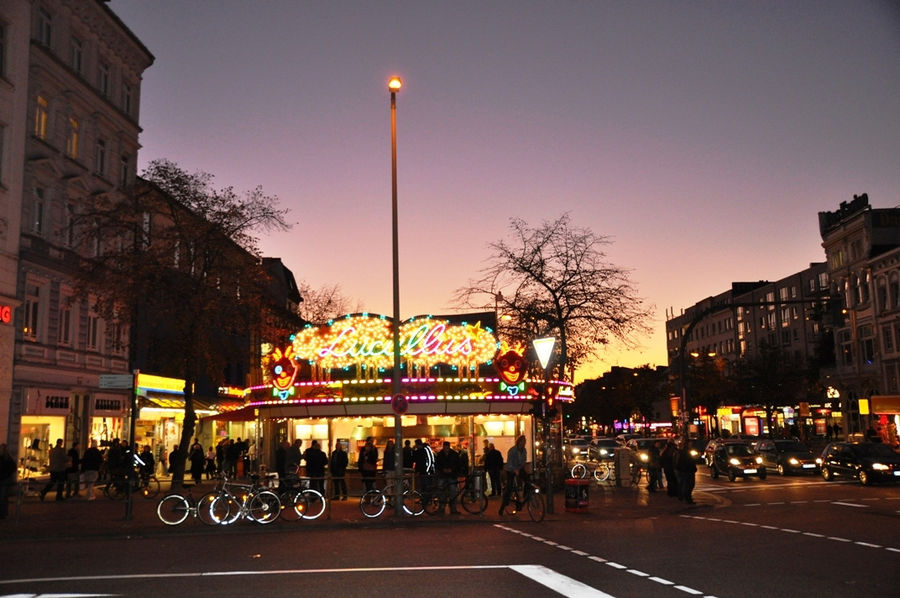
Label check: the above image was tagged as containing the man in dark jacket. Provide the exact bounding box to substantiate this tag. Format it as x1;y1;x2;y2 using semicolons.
675;439;697;504
329;441;348;500
484;443;504;497
303;440;328;494
435;441;461;514
81;439;103;500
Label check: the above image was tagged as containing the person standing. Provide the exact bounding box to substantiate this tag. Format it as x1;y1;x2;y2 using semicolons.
402;439;414;470
646;440;661;492
660;440;678;497
329;441;348;500
485;442;504;497
435;441;461;514
303;440;328;495
80;439;102;500
204;446;216;479
412;438;435;493
189;442;204;485
0;443;16;519
65;441;81;498
40;439;68;501
499;435;529;515
675;439;697;504
358;437;378;492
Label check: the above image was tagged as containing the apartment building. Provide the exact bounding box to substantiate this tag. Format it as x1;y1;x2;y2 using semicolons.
6;0;153;463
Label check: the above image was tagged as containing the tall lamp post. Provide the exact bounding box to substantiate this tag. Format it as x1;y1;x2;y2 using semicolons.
388;76;405;516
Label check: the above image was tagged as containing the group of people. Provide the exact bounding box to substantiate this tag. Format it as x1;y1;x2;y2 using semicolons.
642;438;697;503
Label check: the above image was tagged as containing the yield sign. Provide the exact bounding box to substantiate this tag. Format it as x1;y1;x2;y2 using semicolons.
532;337;556;370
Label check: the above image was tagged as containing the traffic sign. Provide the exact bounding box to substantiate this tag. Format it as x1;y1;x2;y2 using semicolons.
99;374;133;389
391;394;408;415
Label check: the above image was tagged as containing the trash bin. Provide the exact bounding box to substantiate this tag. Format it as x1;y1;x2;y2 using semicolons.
470;469;484;494
564;478;589;512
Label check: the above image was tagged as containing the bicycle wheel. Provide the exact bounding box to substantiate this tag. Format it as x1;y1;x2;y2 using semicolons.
422;491;442;516
593;462;611;482
279;491;306;521
461;487;487;514
248;490;281;524
360;489;386;518
570;463;587;479
211;493;241;525
157;494;190;526
196;492;220;526
526;490;545;522
402;490;424;516
141;476;161;499
300;489;326;520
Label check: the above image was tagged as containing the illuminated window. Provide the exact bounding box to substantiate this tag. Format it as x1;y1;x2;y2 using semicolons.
34;96;48;139
23;284;41;340
66;117;79;158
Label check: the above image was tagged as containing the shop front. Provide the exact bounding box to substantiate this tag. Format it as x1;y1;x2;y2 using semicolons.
242;313;571;471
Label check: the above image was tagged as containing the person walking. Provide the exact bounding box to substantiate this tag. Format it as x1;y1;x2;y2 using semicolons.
412;438;435;494
484;442;504;497
0;443;16;519
435;441;461;514
329;441;348;500
65;441;81;498
358;437;378;492
646;440;662;492
40;439;68;501
499;435;529;515
675;439;697;504
80;439;102;500
303;440;328;495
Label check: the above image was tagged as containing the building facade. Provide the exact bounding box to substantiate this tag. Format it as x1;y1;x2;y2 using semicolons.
6;0;153;466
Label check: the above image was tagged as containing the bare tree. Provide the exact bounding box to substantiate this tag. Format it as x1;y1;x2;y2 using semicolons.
455;214;652;381
297;282;361;324
74;159;290;482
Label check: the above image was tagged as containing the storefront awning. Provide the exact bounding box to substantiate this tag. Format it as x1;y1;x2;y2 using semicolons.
870;395;900;414
201;405;259;422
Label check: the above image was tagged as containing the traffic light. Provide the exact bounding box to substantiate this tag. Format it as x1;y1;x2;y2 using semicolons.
544;383;559;418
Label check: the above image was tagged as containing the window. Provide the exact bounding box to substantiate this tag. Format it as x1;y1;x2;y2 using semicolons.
38;9;52;47
122;82;132;115
98;62;109;96
839;330;853;366
70;37;83;74
95;139;106;176
58;297;72;345
119;154;130;187
23;284;41;340
33;188;44;234
34;96;48;139
780;307;790;327
66;116;79;158
0;24;6;78
87;309;100;350
779;287;789;301
859;325;875;366
882;325;894;354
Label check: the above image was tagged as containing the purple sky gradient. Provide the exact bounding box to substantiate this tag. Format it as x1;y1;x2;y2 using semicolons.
109;1;900;382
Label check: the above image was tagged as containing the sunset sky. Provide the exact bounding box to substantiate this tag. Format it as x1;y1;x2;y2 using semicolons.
109;1;900;382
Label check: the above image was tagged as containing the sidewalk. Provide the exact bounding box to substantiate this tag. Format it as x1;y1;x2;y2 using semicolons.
0;478;717;541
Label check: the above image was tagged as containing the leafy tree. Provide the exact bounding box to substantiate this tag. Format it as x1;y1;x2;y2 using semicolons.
298;282;361;324
74;159;290;482
455;214;651;381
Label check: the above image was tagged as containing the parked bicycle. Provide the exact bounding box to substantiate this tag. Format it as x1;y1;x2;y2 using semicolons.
279;476;326;521
359;475;423;518
570;460;612;483
156;483;220;526
104;469;160;500
208;474;282;525
420;473;487;515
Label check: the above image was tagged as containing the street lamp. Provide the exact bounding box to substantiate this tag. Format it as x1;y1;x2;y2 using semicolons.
389;76;404;516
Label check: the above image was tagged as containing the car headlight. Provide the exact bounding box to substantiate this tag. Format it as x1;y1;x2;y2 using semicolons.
690;449;699;458
640;453;648;462
871;463;889;471
572;448;581;455
815;458;823;465
756;457;763;464
599;449;608;456
729;458;740;466
788;457;799;466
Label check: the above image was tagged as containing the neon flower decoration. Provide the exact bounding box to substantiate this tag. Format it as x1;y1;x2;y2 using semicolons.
291;314;498;371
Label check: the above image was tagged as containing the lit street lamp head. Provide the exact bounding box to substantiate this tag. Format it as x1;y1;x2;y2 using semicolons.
388;76;402;93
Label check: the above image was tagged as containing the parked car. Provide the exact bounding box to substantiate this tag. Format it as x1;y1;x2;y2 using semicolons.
708;441;767;481
589;438;619;461
819;441;900;485
756;439;820;475
564;437;592;459
686;438;708;464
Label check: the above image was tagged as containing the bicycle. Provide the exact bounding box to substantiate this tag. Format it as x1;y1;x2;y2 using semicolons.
359;475;423;518
421;473;487;515
279;476;326;521
570;460;612;483
156;483;220;526
103;469;160;500
209;474;282;525
501;473;545;522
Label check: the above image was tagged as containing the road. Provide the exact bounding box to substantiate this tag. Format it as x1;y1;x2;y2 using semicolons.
1;471;897;597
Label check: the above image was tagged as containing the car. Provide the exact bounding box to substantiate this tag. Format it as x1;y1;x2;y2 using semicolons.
708;440;767;481
589;438;619;461
703;437;731;466
756;439;819;475
625;437;668;465
564;437;592;459
819;441;900;485
686;438;708;464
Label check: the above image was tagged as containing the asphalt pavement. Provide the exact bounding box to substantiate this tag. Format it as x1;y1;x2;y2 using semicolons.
0;474;719;541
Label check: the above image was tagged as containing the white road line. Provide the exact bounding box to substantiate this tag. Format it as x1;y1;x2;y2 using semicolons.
674;585;704;595
832;501;868;508
508;565;616;598
854;542;883;548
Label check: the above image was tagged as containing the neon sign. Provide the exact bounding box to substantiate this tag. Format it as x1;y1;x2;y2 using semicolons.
0;305;10;324
290;314;498;370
